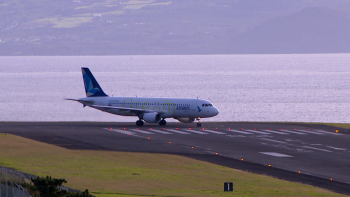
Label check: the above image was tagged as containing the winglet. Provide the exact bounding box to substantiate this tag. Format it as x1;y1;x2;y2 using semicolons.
81;67;108;97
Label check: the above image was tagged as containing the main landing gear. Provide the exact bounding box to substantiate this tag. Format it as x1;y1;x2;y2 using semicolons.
196;117;201;127
136;119;144;126
159;119;166;126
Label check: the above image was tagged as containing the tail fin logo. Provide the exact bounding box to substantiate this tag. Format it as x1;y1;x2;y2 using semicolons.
83;71;100;97
81;68;108;97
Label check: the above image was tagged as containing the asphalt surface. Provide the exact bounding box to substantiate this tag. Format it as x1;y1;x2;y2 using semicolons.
1;121;350;195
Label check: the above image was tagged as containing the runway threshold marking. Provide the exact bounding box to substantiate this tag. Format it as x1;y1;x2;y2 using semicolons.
104;128;135;135
259;152;293;157
245;129;269;135
147;129;172;134
227;129;253;135
200;129;226;134
182;129;208;134
129;129;154;134
260;138;287;144
261;130;289;135
314;130;343;136
165;129;190;134
296;130;324;135
226;135;246;138
302;146;332;152
278;129;306;135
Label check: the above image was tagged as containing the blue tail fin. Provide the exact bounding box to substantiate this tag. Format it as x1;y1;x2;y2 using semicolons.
81;67;108;97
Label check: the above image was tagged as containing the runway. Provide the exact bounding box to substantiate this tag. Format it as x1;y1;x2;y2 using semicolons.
1;122;350;195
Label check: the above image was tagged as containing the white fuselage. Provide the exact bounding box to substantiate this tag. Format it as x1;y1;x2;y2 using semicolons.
78;96;219;119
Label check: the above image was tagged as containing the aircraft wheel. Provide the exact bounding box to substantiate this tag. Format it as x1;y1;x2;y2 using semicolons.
136;120;144;126
197;122;201;127
159;119;166;126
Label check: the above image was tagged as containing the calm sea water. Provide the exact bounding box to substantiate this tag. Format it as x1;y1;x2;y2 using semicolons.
1;54;350;123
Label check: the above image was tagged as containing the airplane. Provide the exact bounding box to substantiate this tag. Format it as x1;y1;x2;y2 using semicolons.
66;67;219;127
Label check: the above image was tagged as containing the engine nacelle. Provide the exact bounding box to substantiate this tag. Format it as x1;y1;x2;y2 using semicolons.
174;117;195;123
143;113;161;123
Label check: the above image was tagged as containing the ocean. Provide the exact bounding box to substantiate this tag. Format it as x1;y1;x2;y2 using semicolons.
1;54;350;123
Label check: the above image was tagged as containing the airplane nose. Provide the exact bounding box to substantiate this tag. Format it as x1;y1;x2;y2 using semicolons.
214;107;219;116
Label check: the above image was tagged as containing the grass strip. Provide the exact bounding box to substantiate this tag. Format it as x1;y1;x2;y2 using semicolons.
0;133;346;197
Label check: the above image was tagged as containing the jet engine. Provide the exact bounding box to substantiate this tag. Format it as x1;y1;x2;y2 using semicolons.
174;117;195;123
143;113;161;123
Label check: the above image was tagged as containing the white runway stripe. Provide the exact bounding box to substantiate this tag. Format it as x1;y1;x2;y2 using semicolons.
278;129;306;135
165;129;190;134
227;129;253;135
260;152;293;157
296;130;324;135
261;130;289;135
201;129;226;134
245;129;269;135
314;130;343;135
104;128;134;135
148;129;172;134
129;129;154;134
303;146;332;152
182;129;208;134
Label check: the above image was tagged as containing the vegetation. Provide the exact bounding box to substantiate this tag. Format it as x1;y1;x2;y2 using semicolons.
0;133;346;197
24;176;94;197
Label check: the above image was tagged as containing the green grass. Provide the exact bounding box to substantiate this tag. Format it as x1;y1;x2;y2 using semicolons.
319;123;350;129
0;133;346;197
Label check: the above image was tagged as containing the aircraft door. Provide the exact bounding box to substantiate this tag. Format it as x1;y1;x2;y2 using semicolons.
191;100;197;111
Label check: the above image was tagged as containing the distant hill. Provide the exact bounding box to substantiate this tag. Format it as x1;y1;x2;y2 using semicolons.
1;0;350;55
230;7;350;54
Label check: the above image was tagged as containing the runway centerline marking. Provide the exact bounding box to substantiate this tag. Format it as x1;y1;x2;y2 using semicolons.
165;129;190;134
129;129;154;134
259;152;293;157
182;129;208;134
303;146;332;152
147;129;172;134
227;129;253;135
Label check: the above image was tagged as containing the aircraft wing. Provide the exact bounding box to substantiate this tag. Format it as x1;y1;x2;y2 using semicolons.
92;105;163;115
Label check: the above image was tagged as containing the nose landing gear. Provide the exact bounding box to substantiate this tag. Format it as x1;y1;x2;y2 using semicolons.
159;119;166;126
196;117;201;127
